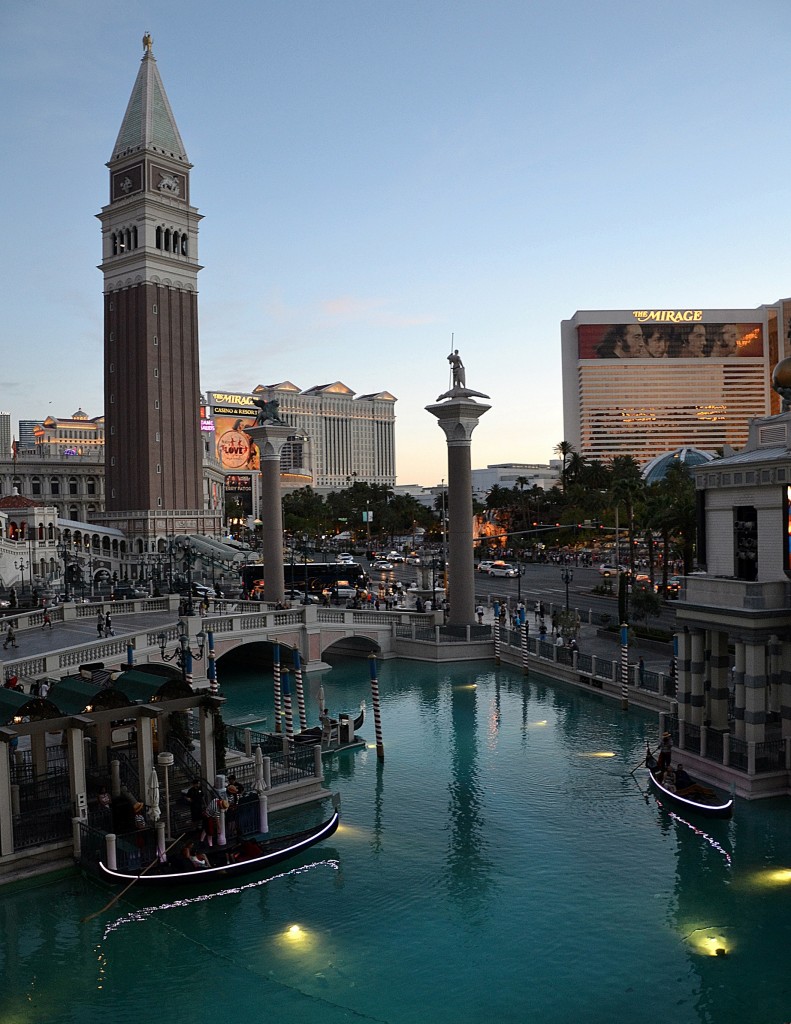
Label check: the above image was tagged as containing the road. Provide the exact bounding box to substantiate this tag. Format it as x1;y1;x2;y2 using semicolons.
366;558;678;628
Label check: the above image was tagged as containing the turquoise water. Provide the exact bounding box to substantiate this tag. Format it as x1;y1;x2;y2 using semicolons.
2;657;791;1023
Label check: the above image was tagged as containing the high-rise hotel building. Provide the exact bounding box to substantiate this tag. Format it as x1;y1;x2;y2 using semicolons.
561;304;788;465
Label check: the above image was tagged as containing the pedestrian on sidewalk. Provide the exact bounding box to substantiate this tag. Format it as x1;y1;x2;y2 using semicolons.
104;611;114;637
41;608;52;630
638;656;645;687
97;611;104;639
3;624;18;650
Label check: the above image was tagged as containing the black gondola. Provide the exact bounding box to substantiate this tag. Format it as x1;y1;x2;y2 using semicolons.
645;750;733;819
97;804;340;887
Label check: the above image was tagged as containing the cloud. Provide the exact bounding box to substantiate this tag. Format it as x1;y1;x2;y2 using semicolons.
319;295;438;328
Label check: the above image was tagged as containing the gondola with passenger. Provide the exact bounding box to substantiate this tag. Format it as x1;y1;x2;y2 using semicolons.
645;748;733;819
97;799;341;888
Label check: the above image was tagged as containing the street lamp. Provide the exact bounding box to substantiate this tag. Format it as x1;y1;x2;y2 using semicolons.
302;533;310;604
57;541;72;602
561;566;574;612
14;558;30;600
171;538;199;615
157;620;206;686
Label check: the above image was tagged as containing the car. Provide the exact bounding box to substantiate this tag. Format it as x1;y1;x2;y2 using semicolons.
192;583;216;599
113;585;147;600
655;577;682;598
372;561;394;571
598;564;624;577
336;552;354;563
405;554;421;565
323;583;365;601
488;562;519;578
285;590;320;604
477;560;495;573
388;553;405;563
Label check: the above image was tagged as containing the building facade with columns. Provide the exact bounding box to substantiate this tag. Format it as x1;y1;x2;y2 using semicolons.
673;398;791;796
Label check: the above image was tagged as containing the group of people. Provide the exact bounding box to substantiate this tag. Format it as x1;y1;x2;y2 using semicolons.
650;732;715;798
96;611;114;638
186;774;248;862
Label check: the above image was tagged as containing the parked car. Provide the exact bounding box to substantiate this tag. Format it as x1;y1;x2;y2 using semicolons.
286;590;320;604
488;562;519;578
113;584;146;600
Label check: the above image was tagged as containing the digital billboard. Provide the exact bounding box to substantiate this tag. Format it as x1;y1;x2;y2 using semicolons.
577;321;763;360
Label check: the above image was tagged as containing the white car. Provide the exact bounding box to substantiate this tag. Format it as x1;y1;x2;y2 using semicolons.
336;553;354;563
598;564;625;577
372;561;394;571
488;562;518;578
405;555;421;565
477;561;495;573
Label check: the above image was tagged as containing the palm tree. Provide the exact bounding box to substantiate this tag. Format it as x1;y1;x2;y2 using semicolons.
553;440;575;495
610;455;644;580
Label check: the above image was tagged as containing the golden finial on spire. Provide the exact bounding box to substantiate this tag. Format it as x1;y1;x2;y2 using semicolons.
143;32;153;55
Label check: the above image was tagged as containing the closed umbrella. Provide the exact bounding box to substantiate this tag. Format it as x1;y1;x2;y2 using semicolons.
318;683;326;718
147;767;161;823
252;744;267;794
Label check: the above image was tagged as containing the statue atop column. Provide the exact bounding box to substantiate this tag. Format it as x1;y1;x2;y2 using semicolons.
437;347;490;402
252;396;288;426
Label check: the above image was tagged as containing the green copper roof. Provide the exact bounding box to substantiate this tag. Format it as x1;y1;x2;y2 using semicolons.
111;47;188;162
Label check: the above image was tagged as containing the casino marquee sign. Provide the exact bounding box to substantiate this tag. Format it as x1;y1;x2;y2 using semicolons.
632;310;703;323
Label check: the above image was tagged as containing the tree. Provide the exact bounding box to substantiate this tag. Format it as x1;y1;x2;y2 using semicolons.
610;455;644;580
630;581;662;630
554;440;575;494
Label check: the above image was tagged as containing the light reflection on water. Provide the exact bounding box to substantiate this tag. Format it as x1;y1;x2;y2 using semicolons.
2;657;791;1022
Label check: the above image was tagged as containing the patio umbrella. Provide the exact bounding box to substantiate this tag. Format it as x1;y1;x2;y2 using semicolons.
147;766;161;823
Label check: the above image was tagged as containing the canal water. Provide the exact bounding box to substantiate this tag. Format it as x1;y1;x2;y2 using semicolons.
1;657;791;1023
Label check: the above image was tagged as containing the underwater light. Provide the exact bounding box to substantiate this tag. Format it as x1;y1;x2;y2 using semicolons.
686;927;732;957
752;867;791;887
577;752;615;758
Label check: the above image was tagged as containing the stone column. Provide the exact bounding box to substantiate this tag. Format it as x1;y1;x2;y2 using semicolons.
781;640;791;740
689;629;705;726
743;640;767;744
247;422;293;606
733;639;745;740
0;733;14;856
675;628;691;721
426;397;490;626
708;629;730;731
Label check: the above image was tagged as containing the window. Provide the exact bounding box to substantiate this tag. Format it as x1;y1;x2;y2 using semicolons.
31;476;41;495
153;304;158;314
50;477;60;495
87;477;96;495
68;477;78;495
154;368;159;378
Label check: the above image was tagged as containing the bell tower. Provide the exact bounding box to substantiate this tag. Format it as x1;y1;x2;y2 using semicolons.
96;35;219;542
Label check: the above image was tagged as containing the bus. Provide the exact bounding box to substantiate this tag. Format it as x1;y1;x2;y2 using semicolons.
241;562;369;598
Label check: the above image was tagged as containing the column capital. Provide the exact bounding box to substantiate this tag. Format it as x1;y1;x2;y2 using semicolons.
425;398;491;445
247;422;293;459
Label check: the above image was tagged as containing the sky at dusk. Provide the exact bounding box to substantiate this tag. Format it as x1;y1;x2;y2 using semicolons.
3;1;791;485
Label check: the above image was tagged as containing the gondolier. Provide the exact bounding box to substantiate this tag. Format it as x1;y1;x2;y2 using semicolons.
657;731;673;772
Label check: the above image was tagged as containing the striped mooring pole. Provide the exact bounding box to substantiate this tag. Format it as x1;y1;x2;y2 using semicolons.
521;619;529;675
282;669;294;741
293;649;307;732
273;642;282;734
207;630;218;696
368;653;385;761
620;622;629;711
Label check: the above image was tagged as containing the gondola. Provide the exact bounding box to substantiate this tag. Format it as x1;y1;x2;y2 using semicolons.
292;701;366;751
645;751;733;819
97;804;341;887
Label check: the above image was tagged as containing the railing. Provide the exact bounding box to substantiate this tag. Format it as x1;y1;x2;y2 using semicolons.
729;737;749;772
756;738;785;773
108;748;139;795
14;806;73;850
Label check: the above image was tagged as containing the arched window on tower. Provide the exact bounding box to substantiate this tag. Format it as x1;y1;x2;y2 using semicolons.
68;477;78;496
86;477;96;495
172;231;179;253
47;523;54;540
156;226;162;249
164;229;171;251
181;234;188;256
124;228;131;252
132;225;138;248
50;477;60;495
38;523;44;541
31;476;41;496
112;233;118;256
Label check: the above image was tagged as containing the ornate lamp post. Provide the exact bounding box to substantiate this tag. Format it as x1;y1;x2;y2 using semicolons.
157;620;206;687
14;558;30;599
56;541;71;602
561;566;574;612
